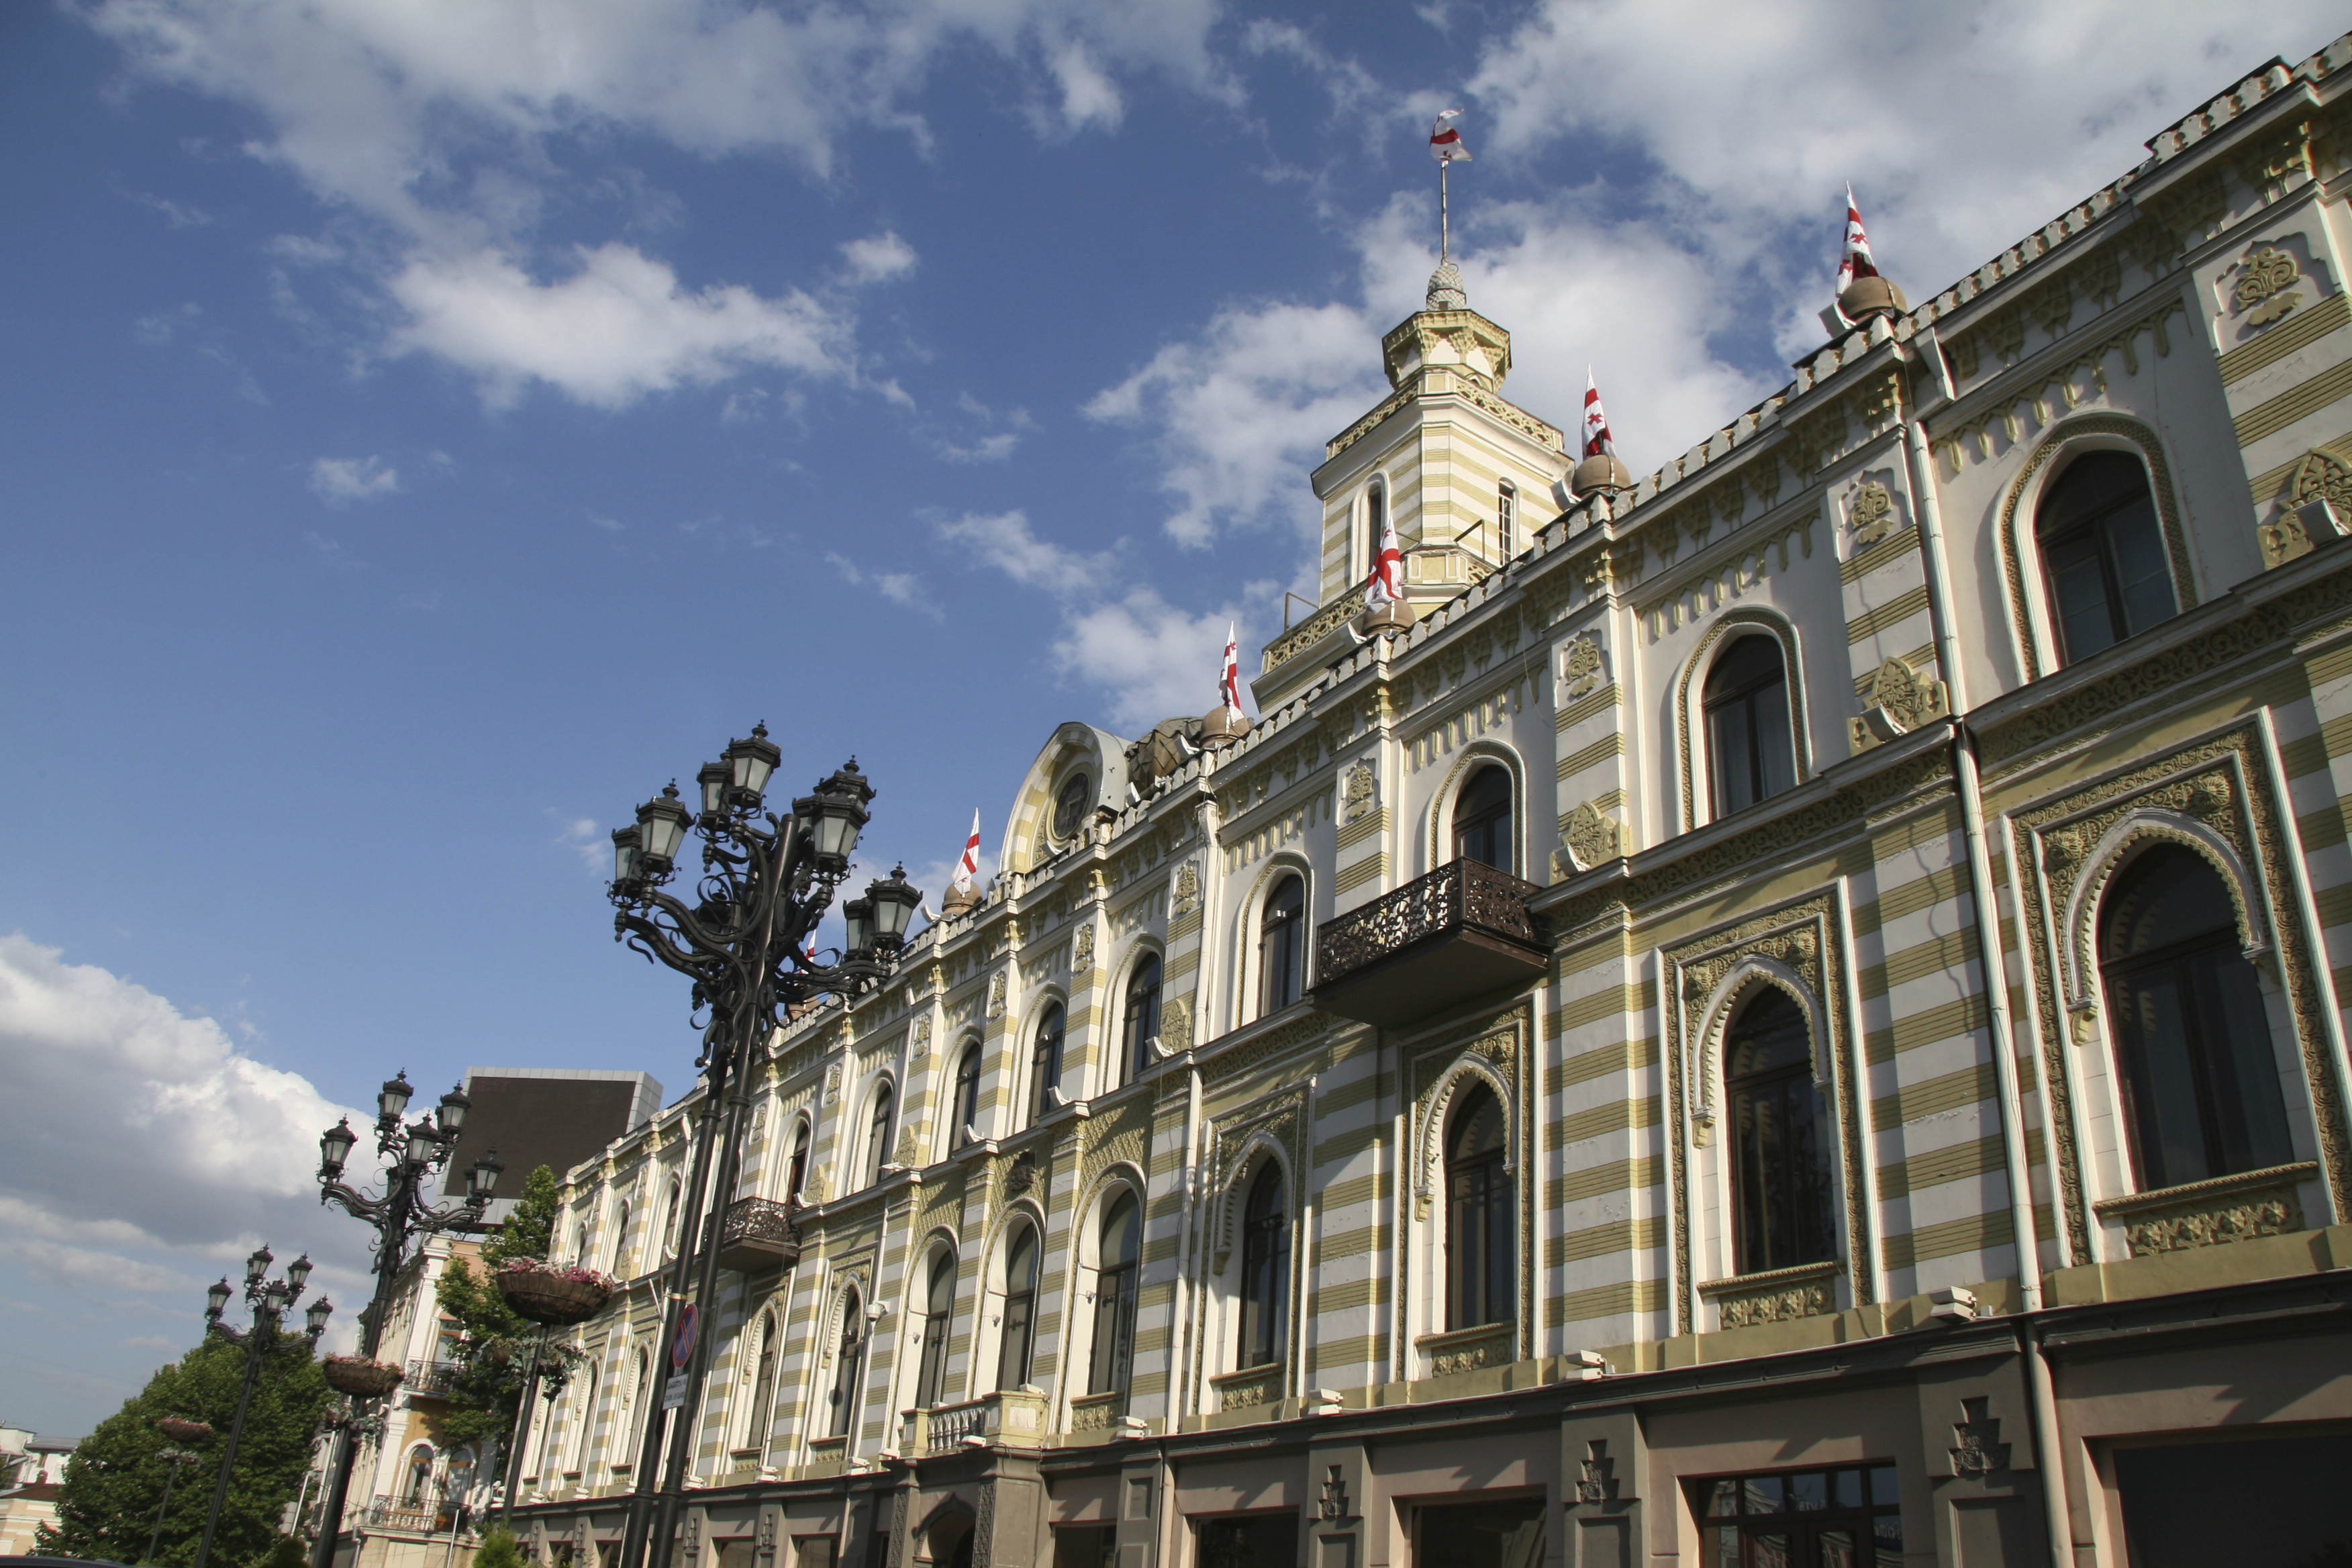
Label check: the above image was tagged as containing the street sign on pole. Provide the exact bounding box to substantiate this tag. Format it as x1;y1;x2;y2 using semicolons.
661;1375;688;1412
670;1304;697;1369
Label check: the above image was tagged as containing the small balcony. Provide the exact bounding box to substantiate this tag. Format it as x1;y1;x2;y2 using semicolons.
401;1359;464;1399
716;1197;803;1273
897;1388;1048;1455
1312;858;1547;1027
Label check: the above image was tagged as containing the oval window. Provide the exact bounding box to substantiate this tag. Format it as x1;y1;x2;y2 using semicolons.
1052;773;1091;840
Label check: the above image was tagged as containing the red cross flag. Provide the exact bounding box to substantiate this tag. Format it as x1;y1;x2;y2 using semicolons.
1429;109;1471;164
950;810;981;899
1835;185;1881;293
1219;622;1244;712
1581;370;1616;460
1365;508;1404;610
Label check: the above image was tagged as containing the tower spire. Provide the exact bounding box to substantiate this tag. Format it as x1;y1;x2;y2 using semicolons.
1426;110;1473;311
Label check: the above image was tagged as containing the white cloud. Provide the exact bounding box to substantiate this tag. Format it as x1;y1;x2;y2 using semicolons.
389;244;847;410
825;552;936;616
0;936;367;1296
936;509;1115;595
308;454;400;502
841;231;918;285
1053;587;1251;732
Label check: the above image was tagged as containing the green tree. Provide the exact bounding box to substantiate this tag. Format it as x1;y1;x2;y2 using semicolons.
40;1326;329;1567
431;1165;573;1451
471;1526;526;1568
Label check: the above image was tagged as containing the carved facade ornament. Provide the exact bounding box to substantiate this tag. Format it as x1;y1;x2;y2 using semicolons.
1847;479;1897;549
1342;761;1377;823
1562;633;1605;699
1318;1466;1351;1522
1003;1149;1038;1199
1160;992;1194;1055
912;1015;932;1057
1714;1279;1835;1328
1171;863;1201;916
1949;1398;2011;1478
1563;801;1624;871
823;1065;841;1105
1848;656;1951;753
2126;1193;2296;1255
1575;1441;1618;1506
2261;449;2352;568
2232;246;2304;327
1072;924;1095;974
985;971;1007;1018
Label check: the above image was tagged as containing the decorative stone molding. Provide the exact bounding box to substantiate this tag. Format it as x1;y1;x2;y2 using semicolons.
1067;1390;1124;1434
1400;1005;1535;1376
1414;1322;1512;1379
1072;924;1095;974
1845;478;1899;550
1209;1363;1284;1412
1949;1398;2011;1478
912;1016;932;1058
2093;1161;2316;1257
985;971;1006;1019
1410;1028;1519;1220
1561;801;1624;871
2232;246;2304;327
1561;633;1605;699
1171;863;1201;916
1342;761;1377;823
2262;450;2352;567
1673;608;1812;832
1160;993;1195;1055
1698;1259;1842;1329
1847;656;1949;753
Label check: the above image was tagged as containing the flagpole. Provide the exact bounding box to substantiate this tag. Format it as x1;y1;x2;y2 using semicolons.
1439;158;1451;264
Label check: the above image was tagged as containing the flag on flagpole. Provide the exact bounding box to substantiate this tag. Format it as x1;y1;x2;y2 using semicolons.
1581;370;1616;460
1219;622;1244;712
1835;185;1881;293
951;810;981;898
1429;109;1472;163
1365;508;1404;610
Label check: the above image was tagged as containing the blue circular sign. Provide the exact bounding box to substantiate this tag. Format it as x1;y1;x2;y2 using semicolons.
671;1304;698;1369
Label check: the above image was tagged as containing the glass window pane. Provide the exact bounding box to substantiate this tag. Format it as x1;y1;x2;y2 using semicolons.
1751;680;1794;801
1744;1476;1785;1514
1702;1526;1738;1568
1712;701;1755;815
1832;1469;1864;1510
1817;1529;1856;1568
2106;496;2174;637
1749;1532;1792;1568
1868;1465;1899;1506
1873;1516;1902;1556
1788;1472;1827;1511
2192;948;2297;1175
1705;1480;1741;1518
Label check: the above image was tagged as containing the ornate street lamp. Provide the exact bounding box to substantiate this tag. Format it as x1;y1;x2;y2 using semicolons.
192;1254;327;1568
307;1081;501;1568
605;732;918;1568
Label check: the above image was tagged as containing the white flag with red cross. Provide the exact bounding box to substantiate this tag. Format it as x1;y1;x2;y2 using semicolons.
1581;370;1616;460
1365;509;1404;609
1219;622;1244;712
950;810;981;898
1429;109;1471;163
1835;185;1881;293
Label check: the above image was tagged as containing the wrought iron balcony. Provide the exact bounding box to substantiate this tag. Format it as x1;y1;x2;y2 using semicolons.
1312;857;1547;1026
716;1197;803;1274
401;1359;464;1399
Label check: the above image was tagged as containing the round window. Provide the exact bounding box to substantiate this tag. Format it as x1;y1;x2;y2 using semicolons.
1052;773;1091;840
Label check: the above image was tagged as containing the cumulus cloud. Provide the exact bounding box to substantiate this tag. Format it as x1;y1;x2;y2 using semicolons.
308;454;399;503
389;245;847;409
825;552;936;616
936;509;1116;596
841;231;918;285
0;936;368;1300
1053;587;1251;731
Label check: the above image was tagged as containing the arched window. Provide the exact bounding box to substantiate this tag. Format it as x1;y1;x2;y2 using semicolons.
1724;987;1837;1275
916;1253;956;1408
632;1346;650;1417
661;1177;682;1255
2100;846;2294;1190
785;1124;810;1206
608;1203;631;1277
744;1311;779;1451
1452;765;1513;871
1498;483;1517;558
571;1365;599;1470
1238;1163;1289;1370
404;1444;436;1506
864;1085;895;1188
1365;479;1387;573
1029;1006;1065;1126
1088;1192;1141;1396
1444;1085;1512;1330
828;1291;865;1438
997;1225;1039;1391
1259;875;1306;1015
1121;954;1162;1085
1704;634;1796;818
949;1044;983;1149
1052;773;1091;842
2037;450;2175;665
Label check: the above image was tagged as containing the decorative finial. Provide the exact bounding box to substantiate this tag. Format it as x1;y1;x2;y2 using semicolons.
1426;259;1467;311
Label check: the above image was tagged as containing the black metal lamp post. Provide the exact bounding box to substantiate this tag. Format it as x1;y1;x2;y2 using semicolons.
191;1249;328;1568
144;1444;205;1565
607;730;922;1568
307;1077;504;1568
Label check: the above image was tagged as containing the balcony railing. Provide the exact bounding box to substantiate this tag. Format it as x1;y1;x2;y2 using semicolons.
897;1389;1048;1455
1312;857;1546;1026
401;1360;465;1399
363;1497;464;1534
716;1197;803;1274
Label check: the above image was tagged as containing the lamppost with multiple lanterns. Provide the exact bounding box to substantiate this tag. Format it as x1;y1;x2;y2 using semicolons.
307;1075;505;1568
605;729;922;1568
191;1248;331;1568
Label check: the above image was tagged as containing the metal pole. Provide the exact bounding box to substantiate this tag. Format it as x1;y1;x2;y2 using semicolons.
497;1324;553;1528
310;1175;415;1568
1440;158;1450;264
146;1452;193;1564
616;1061;732;1568
193;1318;274;1568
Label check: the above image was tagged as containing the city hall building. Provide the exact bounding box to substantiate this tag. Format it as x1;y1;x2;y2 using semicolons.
495;32;2352;1568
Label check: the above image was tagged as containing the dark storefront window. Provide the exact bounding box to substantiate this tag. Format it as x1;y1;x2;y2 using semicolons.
1196;1513;1300;1568
1692;1464;1900;1567
2114;1432;2352;1568
1414;1498;1544;1568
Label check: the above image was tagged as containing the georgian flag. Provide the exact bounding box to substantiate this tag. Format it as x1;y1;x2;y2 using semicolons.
950;810;981;898
1219;622;1244;712
1365;507;1404;609
1835;185;1881;293
1429;109;1471;164
1581;370;1616;460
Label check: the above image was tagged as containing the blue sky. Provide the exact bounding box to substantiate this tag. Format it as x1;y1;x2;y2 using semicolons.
2;0;2340;1435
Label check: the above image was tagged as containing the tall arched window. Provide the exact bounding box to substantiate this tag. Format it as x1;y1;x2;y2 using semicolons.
404;1444;436;1506
744;1311;779;1451
1121;955;1161;1085
864;1085;895;1188
1089;1193;1141;1396
1704;634;1796;818
2100;846;2294;1190
915;1253;956;1408
2037;450;2175;665
1444;1085;1512;1330
1452;765;1513;871
1259;875;1306;1015
571;1365;599;1471
785;1124;810;1206
1237;1163;1289;1370
632;1346;650;1419
828;1291;866;1438
1725;987;1836;1274
608;1203;631;1277
661;1177;682;1255
997;1225;1038;1391
1365;479;1387;574
1498;483;1517;558
949;1044;983;1149
1029;1005;1065;1126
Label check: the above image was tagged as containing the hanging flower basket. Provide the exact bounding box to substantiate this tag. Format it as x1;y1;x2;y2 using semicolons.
322;1356;405;1398
496;1261;616;1326
156;1417;214;1443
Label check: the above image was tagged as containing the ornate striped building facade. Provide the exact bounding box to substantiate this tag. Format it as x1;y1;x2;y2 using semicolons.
511;34;2352;1568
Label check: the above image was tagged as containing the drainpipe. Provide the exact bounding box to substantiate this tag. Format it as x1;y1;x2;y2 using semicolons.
1167;1062;1206;1430
1903;387;2076;1568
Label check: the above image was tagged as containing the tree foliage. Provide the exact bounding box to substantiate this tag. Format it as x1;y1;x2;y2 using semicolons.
472;1526;526;1568
431;1165;575;1452
40;1325;329;1568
